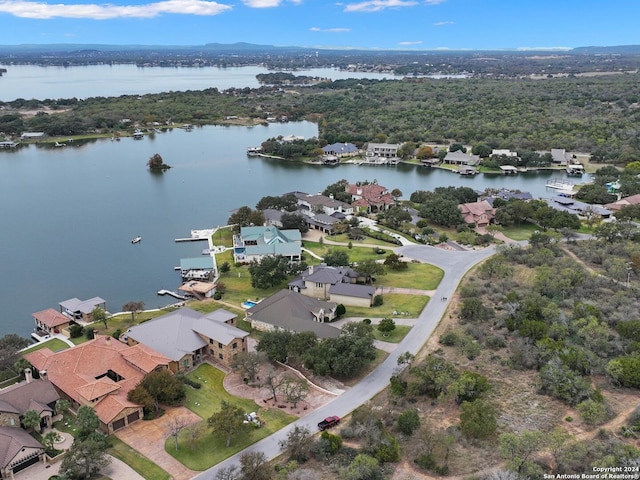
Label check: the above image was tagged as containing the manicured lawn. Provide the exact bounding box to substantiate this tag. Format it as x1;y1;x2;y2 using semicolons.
500;223;539;241
302;240;387;263
328;233;396;247
22;338;70;354
376;263;443;290
372;325;412;343
109;436;171;480
168;364;295;470
345;293;429;318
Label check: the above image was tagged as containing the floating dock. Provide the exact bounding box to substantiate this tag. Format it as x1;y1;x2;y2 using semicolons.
157;290;186;300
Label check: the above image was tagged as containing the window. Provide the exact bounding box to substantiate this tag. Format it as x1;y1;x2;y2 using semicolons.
232;342;238;349
219;353;224;360
218;342;223;348
316;282;323;288
209;339;214;344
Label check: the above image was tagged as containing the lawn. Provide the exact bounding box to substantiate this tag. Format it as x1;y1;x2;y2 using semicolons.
499;223;538;241
372;325;412;343
167;363;295;470
344;293;429;318
376;263;443;290
328;233;396;247
22;338;70;354
109;436;171;480
302;240;388;263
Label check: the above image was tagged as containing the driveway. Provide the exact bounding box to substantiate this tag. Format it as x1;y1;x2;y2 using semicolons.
115;407;201;480
194;244;497;479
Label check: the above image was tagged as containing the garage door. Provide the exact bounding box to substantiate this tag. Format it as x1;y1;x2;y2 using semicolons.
112;418;126;431
12;453;41;474
127;411;140;424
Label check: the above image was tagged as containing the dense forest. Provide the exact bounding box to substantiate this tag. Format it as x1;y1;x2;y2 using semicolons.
2;74;640;163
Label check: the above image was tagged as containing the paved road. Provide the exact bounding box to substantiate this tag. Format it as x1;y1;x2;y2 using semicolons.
194;244;497;480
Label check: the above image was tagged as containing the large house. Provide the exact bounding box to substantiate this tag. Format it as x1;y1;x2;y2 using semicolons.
322;142;359;157
246;290;341;338
605;193;640;213
233;226;302;263
24;336;171;434
0;372;59;431
294;192;354;216
443;151;480;166
58;297;107;322
366;143;400;158
33;308;72;336
458;200;496;227
125;308;249;370
289;265;376;307
346;183;395;213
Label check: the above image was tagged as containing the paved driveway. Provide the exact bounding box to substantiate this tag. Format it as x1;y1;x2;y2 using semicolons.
115;406;201;480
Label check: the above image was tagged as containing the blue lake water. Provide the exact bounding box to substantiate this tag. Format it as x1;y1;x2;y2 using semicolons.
0;122;587;338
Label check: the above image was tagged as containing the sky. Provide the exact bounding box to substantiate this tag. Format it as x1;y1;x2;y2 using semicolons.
0;0;639;50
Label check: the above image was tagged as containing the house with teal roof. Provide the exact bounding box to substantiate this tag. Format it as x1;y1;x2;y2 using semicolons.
233;226;302;263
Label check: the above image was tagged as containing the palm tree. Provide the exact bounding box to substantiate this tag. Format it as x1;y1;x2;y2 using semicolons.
22;409;41;432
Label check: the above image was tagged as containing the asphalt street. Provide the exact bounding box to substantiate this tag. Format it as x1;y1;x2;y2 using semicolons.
194;244;497;480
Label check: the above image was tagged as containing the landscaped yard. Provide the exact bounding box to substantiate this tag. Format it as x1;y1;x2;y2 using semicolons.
372;325;412;343
303;240;390;264
167;363;295;470
376;263;443;290
345;293;429;318
500;223;538;241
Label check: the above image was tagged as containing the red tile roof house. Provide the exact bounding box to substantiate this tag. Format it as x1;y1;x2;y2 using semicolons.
32;308;71;337
458;200;496;227
346;183;395;213
24;336;171;434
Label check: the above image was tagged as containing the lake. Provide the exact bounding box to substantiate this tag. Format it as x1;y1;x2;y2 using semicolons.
0;64;403;102
0;122;587;339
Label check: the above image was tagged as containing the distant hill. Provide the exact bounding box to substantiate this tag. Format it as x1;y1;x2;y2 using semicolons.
573;45;640;54
0;42;308;54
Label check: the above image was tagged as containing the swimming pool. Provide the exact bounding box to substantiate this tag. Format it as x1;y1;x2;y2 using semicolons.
242;300;258;309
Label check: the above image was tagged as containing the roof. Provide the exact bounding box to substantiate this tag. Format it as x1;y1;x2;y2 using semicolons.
247;290;340;338
24;336;170;425
180;257;215;270
0;379;59;416
59;296;106;314
444;151;480;164
239;226;302;257
329;283;376;299
346;183;395;207
606;193;640;211
32;308;70;328
0;426;44;469
289;265;360;289
499;165;519;172
294;193;351;210
322;142;358;155
126;308;248;361
178;281;216;295
458;200;496;224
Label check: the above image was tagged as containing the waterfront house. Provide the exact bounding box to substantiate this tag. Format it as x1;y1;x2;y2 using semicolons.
233;226;302;263
246;290;340;338
547;196;612;219
458;200;496;227
0;426;45;478
491;149;518;158
180;257;215;281
24;336;171;434
605;193;640;212
366;143;400;158
443;151;481;166
322;142;359;157
58;297;107;323
125;308;248;370
550;148;570;165
32;308;71;336
289;265;375;307
346;183;395;213
178;281;217;299
294;192;354;216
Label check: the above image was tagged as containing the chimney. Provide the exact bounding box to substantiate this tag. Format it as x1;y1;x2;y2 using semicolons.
24;368;32;383
329;194;334;200
308;265;314;275
39;370;47;380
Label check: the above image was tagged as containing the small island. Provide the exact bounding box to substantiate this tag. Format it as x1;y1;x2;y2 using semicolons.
146;153;171;171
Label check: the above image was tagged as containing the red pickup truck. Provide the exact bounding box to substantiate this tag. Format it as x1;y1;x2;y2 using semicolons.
318;416;340;431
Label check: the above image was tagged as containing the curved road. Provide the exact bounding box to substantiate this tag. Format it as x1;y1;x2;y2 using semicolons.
194;244;497;479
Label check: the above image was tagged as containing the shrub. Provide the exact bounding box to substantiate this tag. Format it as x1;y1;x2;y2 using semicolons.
397;409;420;435
69;324;83;338
373;295;384;307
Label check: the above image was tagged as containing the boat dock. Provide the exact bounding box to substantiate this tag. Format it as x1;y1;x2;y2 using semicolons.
157;290;186;300
546;178;575;190
175;229;215;242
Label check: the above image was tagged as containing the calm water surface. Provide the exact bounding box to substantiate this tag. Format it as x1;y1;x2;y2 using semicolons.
0;122;587;338
0;64;401;102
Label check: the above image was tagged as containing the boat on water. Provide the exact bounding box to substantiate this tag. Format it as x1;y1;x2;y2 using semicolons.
131;236;142;244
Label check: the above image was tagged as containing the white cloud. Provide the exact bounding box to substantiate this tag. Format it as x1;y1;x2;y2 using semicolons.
424;0;446;4
432;20;453;26
344;0;417;13
0;0;231;19
242;0;302;6
517;46;573;51
398;40;422;45
310;26;351;33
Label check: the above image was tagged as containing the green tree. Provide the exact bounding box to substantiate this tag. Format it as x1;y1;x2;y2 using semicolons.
55;398;71;416
91;306;109;328
208;401;248;447
499;430;544;476
449;371;490;404
138;370;186;412
122;301;145;323
323;249;350;266
147;153;170;170
127;384;155;415
21;409;41;432
0;334;30;370
279;425;314;462
76;405;100;440
377;318;396;336
248;255;305;289
459;399;497;440
384;253;408;270
472;143;492;158
280;374;309;408
239;451;273;480
59;433;111;479
256;329;293;363
356;258;386;283
280;212;309;233
397;408;420;435
227;206;265;229
341;453;382;480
